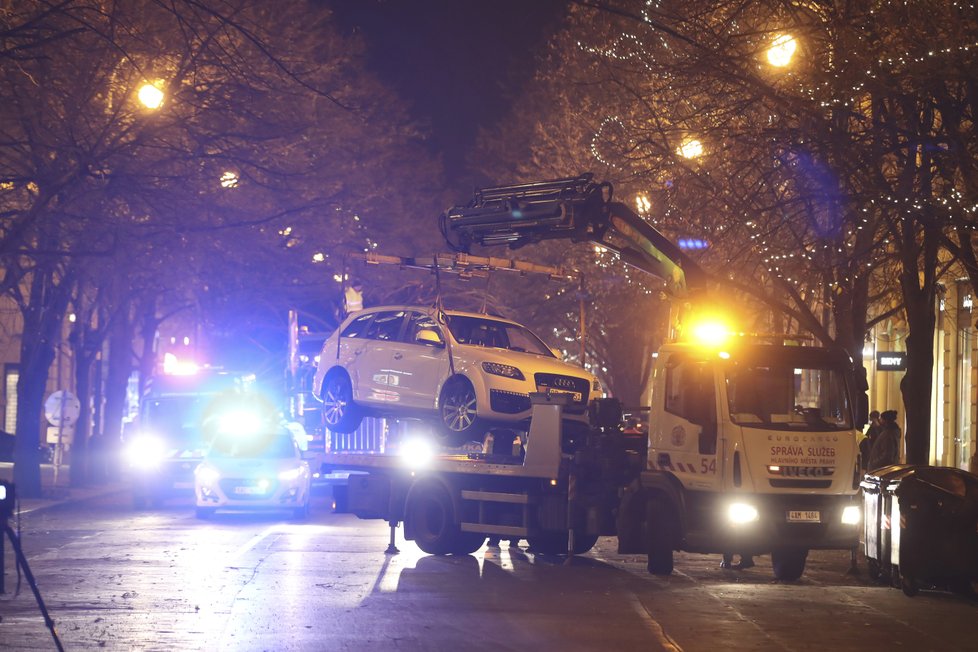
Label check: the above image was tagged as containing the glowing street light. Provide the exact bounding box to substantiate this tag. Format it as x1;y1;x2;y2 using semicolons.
137;82;165;109
767;34;797;67
635;193;652;214
220;171;239;188
677;137;703;159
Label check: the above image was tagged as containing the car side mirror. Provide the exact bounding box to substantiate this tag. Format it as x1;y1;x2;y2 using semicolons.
415;328;445;347
550;347;563;360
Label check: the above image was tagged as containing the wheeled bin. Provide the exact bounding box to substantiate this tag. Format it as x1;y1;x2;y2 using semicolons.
892;466;978;597
860;464;917;582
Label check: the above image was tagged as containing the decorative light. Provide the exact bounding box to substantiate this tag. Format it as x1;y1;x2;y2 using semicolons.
635;194;652;214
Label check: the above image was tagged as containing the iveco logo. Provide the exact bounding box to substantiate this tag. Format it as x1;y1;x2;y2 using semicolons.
553;377;575;389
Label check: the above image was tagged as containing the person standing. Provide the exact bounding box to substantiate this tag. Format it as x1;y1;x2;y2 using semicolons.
867;410;901;471
860;410;881;472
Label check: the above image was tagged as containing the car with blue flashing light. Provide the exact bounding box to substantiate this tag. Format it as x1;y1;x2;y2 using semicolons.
312;305;602;445
123;368;258;509
194;426;311;519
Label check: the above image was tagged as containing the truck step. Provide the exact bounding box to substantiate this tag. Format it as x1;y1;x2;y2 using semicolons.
461;523;528;537
461;490;535;504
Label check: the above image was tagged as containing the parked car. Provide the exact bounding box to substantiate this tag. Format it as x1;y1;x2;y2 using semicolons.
194;426;311;519
312;305;601;444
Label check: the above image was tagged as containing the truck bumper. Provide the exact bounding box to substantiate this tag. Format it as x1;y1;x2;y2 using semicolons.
681;491;860;554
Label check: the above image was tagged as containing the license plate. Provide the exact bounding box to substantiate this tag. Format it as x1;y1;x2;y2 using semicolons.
787;510;821;523
234;485;265;495
541;388;582;402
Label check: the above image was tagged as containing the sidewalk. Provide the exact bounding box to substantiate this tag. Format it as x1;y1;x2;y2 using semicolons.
0;463;124;514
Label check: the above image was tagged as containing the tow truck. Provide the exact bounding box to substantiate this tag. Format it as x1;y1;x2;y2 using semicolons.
320;173;866;580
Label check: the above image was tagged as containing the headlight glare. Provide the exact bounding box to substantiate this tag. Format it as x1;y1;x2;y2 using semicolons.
125;435;167;470
481;362;525;380
841;505;861;525
727;502;759;524
279;467;304;482
195;465;220;485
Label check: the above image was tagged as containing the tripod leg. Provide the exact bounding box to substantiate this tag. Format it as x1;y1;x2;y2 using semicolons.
3;524;65;652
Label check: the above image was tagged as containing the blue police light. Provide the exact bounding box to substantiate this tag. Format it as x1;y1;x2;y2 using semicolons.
678;238;709;250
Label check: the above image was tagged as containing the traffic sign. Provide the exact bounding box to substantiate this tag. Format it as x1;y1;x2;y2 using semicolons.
44;391;81;426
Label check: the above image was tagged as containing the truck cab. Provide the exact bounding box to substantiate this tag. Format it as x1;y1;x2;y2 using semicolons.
620;337;863;580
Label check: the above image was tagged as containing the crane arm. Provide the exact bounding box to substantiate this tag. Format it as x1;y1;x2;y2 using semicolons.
440;173;706;298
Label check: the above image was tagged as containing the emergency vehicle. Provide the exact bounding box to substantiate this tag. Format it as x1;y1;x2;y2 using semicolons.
314;174;865;580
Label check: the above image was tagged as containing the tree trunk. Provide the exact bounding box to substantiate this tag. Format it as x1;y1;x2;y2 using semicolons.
900;295;936;465
13;267;72;497
96;302;134;481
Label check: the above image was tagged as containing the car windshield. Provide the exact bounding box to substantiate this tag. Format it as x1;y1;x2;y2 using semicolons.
725;363;852;431
446;315;554;357
208;432;296;459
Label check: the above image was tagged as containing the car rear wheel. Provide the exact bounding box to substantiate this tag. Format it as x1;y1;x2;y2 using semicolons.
439;378;487;445
322;372;362;434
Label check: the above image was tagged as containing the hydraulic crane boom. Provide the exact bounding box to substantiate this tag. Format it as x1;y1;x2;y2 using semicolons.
440;173;707;299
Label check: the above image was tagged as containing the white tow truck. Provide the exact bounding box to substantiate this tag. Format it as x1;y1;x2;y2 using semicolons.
319;174;866;580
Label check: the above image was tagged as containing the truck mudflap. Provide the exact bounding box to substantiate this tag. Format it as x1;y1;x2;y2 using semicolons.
680;490;861;554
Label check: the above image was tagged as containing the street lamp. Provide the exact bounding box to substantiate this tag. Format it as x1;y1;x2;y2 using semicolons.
677;137;703;159
137;82;165;109
767;34;797;67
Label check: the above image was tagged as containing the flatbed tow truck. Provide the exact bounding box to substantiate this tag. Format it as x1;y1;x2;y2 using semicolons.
318;174;866;580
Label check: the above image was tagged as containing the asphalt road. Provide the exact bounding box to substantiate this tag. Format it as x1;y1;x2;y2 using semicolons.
1;489;974;651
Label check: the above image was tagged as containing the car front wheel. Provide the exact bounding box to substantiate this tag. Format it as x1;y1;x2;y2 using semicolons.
438;378;487;445
322;372;362;434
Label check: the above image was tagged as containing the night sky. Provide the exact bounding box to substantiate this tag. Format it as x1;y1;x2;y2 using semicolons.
330;0;567;185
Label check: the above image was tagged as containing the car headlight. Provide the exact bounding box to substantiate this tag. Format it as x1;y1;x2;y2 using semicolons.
195;465;221;485
125;435;167;470
278;467;304;482
482;361;525;380
841;505;861;525
727;502;759;524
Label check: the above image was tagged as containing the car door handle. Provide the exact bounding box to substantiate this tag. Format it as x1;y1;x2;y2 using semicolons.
393;352;403;360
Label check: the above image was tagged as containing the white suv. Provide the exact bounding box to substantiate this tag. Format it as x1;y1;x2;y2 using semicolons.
313;306;601;444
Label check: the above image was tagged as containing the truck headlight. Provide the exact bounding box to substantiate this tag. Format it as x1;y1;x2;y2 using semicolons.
482;362;525;380
841;505;861;525
125;435;167;470
727;502;759;524
218;409;262;437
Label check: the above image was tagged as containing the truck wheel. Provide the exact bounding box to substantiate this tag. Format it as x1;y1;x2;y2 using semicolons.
527;533;599;555
438;378;487;445
646;499;675;576
772;548;808;581
322;373;362;434
407;482;461;555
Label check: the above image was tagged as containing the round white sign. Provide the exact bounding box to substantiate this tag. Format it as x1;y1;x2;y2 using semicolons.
44;391;81;426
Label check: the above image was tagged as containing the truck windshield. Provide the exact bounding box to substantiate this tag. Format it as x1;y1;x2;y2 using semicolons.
143;397;208;445
725;364;852;431
446;315;554;357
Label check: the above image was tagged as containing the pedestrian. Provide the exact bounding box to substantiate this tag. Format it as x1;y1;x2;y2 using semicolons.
720;552;755;570
859;410;881;472
867;409;901;471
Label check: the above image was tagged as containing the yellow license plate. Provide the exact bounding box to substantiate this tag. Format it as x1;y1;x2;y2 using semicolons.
787;510;820;523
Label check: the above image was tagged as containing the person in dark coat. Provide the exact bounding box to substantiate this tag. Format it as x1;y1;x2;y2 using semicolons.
860;410;881;472
867;410;901;471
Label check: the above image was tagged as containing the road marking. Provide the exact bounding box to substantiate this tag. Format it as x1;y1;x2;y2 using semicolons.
629;595;683;652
